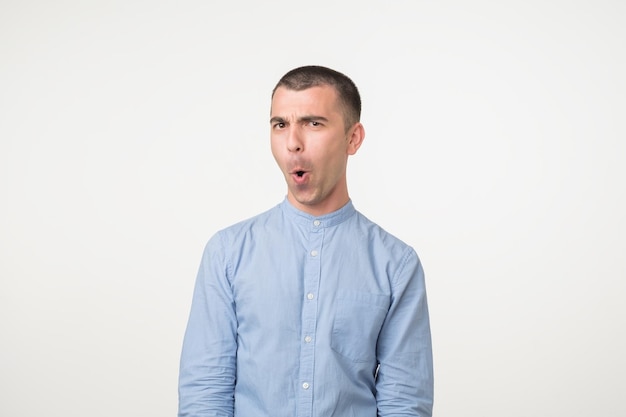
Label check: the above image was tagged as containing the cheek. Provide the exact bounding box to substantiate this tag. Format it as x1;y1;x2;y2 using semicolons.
270;141;282;163
323;143;348;166
270;147;290;174
330;153;349;179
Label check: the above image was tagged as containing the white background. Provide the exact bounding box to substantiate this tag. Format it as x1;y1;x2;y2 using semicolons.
1;1;624;416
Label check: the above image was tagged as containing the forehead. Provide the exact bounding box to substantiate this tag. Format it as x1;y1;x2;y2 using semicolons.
270;85;342;118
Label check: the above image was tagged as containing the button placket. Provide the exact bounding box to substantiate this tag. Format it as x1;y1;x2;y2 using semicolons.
297;222;324;417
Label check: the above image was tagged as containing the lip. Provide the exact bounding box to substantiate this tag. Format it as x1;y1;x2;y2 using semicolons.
290;169;310;184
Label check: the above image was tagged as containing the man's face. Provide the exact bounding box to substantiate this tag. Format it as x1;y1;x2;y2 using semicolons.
270;85;364;216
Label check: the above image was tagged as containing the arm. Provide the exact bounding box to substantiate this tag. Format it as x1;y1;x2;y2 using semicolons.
376;248;434;417
178;233;237;417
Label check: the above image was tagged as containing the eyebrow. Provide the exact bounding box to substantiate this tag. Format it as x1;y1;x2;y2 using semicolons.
270;116;286;124
269;115;329;124
300;115;329;124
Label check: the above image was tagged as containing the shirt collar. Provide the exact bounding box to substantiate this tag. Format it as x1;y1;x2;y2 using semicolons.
279;197;356;228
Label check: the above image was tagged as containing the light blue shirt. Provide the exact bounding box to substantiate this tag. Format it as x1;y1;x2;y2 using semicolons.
178;199;433;417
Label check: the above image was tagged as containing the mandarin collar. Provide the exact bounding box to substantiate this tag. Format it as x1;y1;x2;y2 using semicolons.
279;198;356;228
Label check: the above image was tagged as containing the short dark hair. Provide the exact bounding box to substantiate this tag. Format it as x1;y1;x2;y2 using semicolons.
272;65;361;130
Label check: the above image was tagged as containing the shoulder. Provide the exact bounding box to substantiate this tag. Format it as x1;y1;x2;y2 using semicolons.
353;210;413;252
211;203;282;244
352;209;422;277
200;203;281;265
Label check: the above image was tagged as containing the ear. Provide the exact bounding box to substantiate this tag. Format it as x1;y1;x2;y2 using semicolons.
346;122;365;155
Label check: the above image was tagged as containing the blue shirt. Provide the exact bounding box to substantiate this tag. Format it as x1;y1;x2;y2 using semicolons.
178;199;433;417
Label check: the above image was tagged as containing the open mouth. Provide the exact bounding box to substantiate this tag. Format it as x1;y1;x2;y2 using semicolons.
291;169;309;183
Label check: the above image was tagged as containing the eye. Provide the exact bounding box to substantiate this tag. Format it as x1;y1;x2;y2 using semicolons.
273;122;286;129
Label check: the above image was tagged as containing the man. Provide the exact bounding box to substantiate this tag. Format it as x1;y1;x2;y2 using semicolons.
178;66;434;416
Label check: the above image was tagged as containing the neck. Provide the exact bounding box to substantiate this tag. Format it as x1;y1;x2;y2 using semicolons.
287;194;350;217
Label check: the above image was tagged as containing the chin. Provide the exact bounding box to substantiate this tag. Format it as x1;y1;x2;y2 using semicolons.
291;193;320;207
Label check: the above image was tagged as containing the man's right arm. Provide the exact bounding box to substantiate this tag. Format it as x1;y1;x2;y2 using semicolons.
178;233;237;417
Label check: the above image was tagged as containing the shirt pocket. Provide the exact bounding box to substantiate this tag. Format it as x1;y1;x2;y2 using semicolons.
330;291;390;363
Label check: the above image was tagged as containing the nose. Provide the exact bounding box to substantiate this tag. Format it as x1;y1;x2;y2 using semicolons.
287;127;303;153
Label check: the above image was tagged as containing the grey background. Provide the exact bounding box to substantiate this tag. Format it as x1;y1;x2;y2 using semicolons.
1;1;624;416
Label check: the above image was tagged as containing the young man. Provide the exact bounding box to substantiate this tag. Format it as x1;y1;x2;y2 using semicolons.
178;66;434;416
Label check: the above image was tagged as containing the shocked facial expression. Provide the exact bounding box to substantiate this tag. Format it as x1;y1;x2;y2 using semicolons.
270;85;364;216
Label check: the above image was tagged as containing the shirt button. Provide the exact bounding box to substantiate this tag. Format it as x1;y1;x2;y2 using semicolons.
302;382;310;390
311;250;318;257
304;335;312;343
313;220;321;226
306;293;314;300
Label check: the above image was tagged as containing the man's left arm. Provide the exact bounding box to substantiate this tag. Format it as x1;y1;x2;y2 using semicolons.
376;247;434;416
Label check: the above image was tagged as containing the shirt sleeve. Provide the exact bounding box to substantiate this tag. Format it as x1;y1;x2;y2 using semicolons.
178;232;237;417
375;247;434;417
